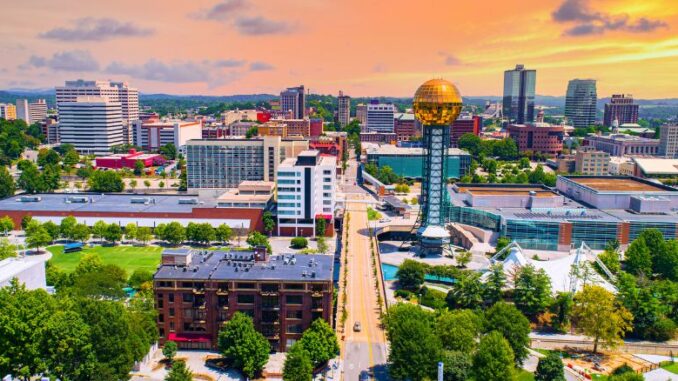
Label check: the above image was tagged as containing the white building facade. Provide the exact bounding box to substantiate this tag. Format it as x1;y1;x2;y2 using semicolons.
56;80;139;125
276;150;336;237
58;96;124;155
366;102;395;133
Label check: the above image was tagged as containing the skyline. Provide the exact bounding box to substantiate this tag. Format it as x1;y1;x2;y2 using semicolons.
1;0;677;98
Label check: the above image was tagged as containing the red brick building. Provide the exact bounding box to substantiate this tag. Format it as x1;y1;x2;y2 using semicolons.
394;113;420;141
95;149;165;169
451;116;482;147
154;248;334;352
507;123;564;156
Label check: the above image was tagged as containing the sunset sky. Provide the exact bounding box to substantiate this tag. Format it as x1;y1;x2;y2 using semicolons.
1;0;676;98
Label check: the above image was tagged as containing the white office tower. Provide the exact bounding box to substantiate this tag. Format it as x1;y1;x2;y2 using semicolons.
366;102;395;132
56;80;139;125
15;99;30;123
276;150;336;236
58;96;123;155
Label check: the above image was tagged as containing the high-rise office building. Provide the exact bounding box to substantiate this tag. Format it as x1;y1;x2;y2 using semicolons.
56;80;139;125
503;64;536;123
565;79;597;129
603;94;639;127
366;100;395;133
0;103;16;120
280;85;306;119
356;103;367;130
659;124;678;159
58;96;124;155
15;99;30;123
15;99;47;124
337;91;351;127
185;137;309;189
276;150;336;237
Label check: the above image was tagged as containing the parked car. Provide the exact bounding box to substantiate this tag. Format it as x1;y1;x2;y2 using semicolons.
353;321;362;332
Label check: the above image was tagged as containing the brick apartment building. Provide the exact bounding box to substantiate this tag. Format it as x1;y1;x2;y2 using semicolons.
450;115;482;147
154;248;334;352
507;122;564;156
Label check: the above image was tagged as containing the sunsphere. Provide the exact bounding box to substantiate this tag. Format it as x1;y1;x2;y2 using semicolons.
412;78;463;126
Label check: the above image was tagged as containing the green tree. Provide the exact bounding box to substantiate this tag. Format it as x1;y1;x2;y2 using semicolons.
572;285;633;353
186;222;215;245
291;237;308;249
88;170;125;192
129;269;154;289
60;215;78;240
246;231;271;252
514;265;552;316
104;223;123;244
160;222;185;246
458;133;483;156
484;302;531;365
136;227;152;245
92;221;108;243
624;237;652;276
133;160;145;176
0;238;17;260
436;309;482;352
262;211;275;235
637;229;666;274
283;342;313;381
0;216;15;235
608;372;644;381
551;292;574;333
472;331;515;381
40;164;61;192
485;263;506;305
125;223;137;242
316;236;328;254
385;303;441;381
159;143;177;160
25;223;50;253
315;217;326;236
17;161;43;193
42;221;60;243
162;341;178;363
297;318;339;367
446;270;484;309
396;259;427;291
217;312;270;378
215;224;233;244
144;179;151;189
72;223;91;243
655;239;678;281
37;148;60;167
245;126;258;139
441;350;472;381
165;360;193;381
535;352;565;381
41;309;95;381
0;166;16;198
455;250;472;268
63;148;79;167
599;248;621;274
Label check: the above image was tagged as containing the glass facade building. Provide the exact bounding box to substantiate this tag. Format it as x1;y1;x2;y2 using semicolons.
504;220;560;251
503;65;536;124
565;79;597;129
367;150;470;179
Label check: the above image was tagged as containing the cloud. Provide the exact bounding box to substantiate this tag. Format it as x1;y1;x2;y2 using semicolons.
438;52;461;66
192;0;249;21
553;0;667;36
106;59;212;83
249;61;274;71
213;59;246;68
23;50;99;71
39;18;153;41
234;17;295;35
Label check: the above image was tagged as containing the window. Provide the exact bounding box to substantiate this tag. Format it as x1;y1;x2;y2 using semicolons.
286;310;303;319
323;170;331;175
323;178;331;182
168;294;174;303
237;294;255;304
183;293;194;303
323;185;331;190
237;282;256;289
169;308;175;317
286;295;303;305
287;324;303;334
285;283;304;290
158;314;164;322
278;172;296;177
278;179;296;185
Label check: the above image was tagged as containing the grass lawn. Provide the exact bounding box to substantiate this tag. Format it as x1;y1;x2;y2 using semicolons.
47;244;162;274
516;369;535;381
662;362;678;374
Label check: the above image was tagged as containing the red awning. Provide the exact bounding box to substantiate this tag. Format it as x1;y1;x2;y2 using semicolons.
315;214;333;220
167;332;212;343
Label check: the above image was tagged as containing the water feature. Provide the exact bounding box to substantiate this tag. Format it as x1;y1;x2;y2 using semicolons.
381;263;455;284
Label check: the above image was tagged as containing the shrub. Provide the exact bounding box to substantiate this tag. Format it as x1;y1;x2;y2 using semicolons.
291;237;308;249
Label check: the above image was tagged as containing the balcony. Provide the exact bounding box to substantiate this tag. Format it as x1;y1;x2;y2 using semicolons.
193;288;205;295
311;291;323;298
220;305;229;311
261;291;278;296
262;304;280;311
216;289;229;296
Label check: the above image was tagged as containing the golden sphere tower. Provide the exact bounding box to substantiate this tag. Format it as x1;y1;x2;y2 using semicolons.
413;79;463;254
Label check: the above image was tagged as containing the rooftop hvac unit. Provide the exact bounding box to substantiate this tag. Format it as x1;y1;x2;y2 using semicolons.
18;196;42;202
130;197;152;204
178;198;199;205
66;196;88;203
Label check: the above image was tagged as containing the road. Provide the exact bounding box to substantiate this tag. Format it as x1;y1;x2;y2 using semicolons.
339;157;389;381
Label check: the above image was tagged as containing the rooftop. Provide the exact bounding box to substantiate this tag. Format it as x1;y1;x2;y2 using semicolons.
633;158;678;176
586;133;659;143
455;185;557;198
566;176;671;192
154;250;333;282
0;193;214;214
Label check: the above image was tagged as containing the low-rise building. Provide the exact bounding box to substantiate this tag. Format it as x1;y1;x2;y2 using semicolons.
608;157;635;175
394;113;419;142
0;103;17;120
632;158;678;179
95;149;165;169
360;132;397;144
507;122;564;156
0;256;48;290
575;146;609;176
450;114;482;147
153;248;334;351
133;118;203;151
583;133;660;157
365;144;471;179
276;151;336;237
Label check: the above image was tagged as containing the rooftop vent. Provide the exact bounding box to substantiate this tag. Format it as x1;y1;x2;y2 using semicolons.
178;198;199;205
18;196;42;203
65;196;88;203
130;197;152;205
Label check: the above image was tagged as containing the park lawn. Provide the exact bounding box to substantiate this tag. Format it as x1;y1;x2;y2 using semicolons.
662;362;678;374
47;244;162;274
516;369;535;381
